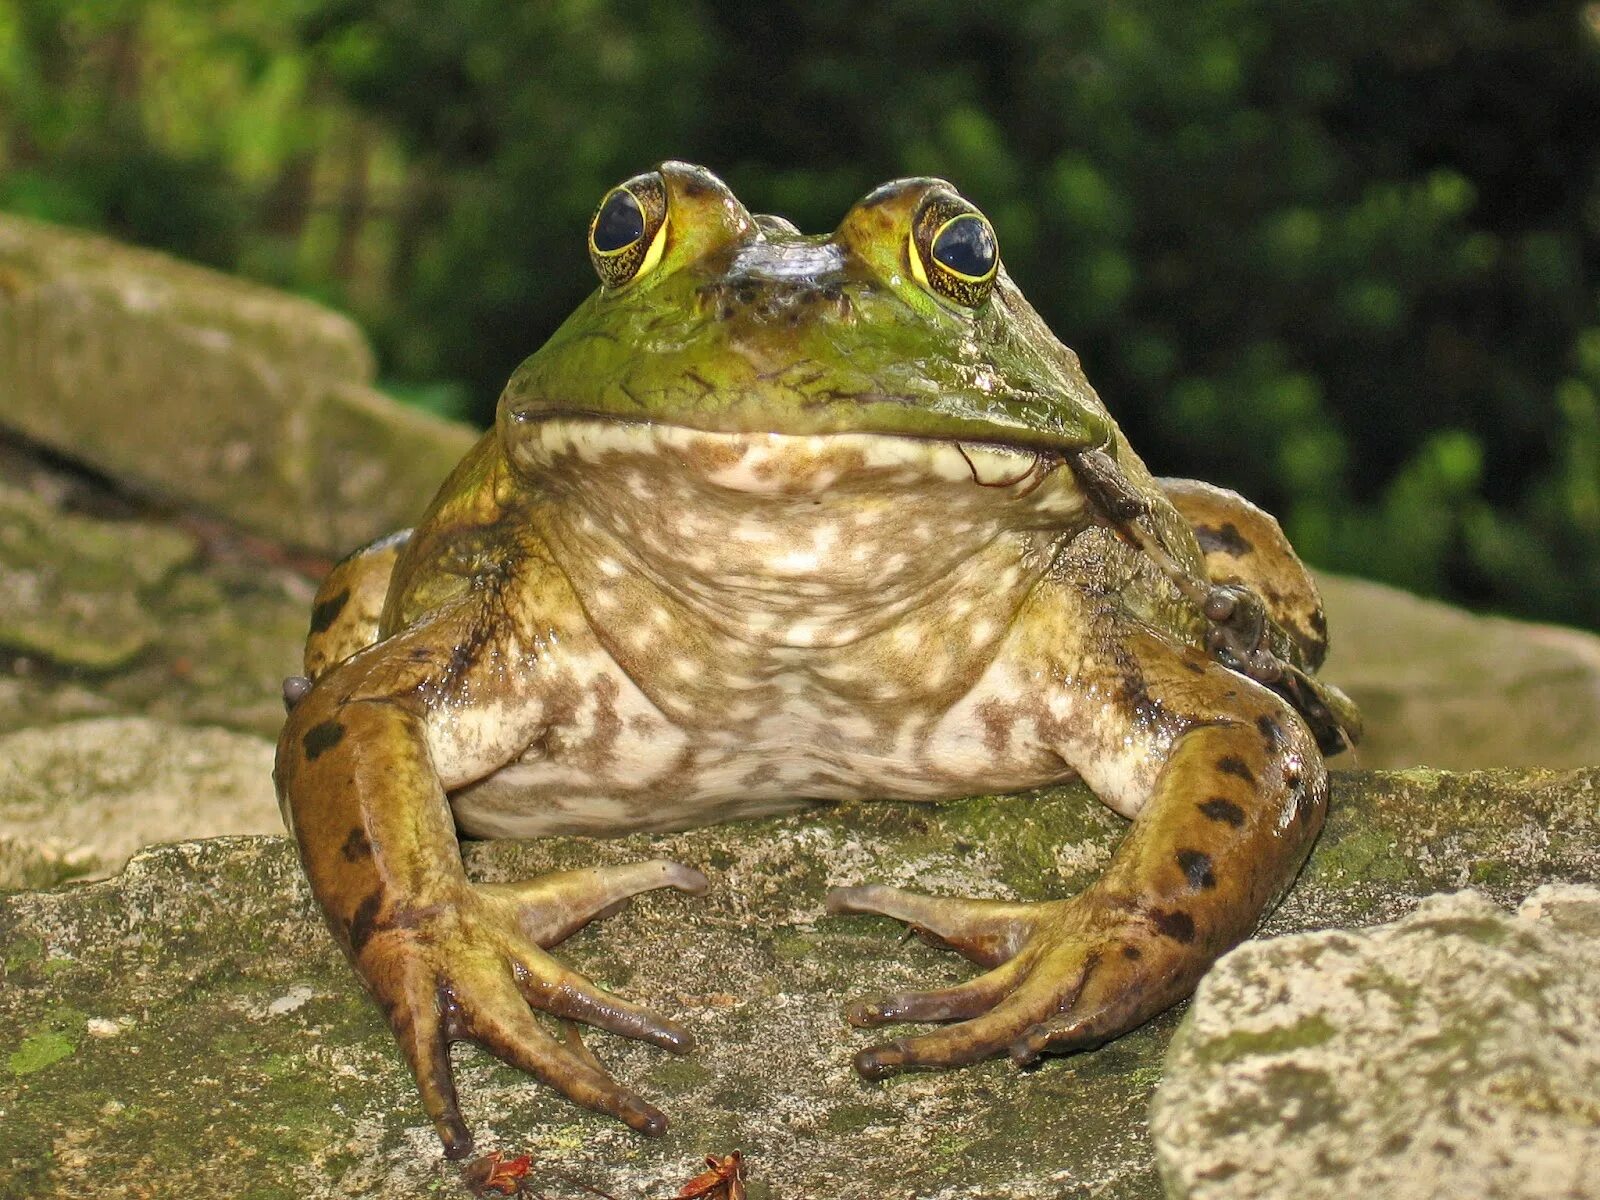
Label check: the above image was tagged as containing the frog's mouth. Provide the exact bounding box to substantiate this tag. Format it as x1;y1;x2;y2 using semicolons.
506;415;1086;512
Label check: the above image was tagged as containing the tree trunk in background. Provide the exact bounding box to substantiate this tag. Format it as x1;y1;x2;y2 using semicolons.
332;123;371;283
261;152;318;239
387;161;438;298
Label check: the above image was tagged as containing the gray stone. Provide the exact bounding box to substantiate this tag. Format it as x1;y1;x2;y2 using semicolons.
0;717;282;888
0;481;197;670
1152;885;1600;1200
0;437;316;742
1318;573;1600;770
0;767;1594;1199
0;213;477;556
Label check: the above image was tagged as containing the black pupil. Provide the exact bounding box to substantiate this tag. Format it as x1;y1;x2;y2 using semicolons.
593;190;644;252
931;215;996;278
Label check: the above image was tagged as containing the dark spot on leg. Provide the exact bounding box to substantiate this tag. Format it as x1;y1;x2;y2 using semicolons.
1122;945;1142;961
1194;522;1254;557
1183;659;1207;675
1256;714;1283;748
1150;909;1196;943
346;891;384;956
302;719;346;761
1199;797;1246;827
1177;849;1217;890
1216;755;1255;784
1309;608;1328;641
441;616;496;687
340;826;373;862
309;588;351;635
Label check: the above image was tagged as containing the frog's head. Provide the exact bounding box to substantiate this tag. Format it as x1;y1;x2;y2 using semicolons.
498;162;1115;465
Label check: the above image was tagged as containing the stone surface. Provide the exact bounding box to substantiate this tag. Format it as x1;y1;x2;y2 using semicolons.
0;479;197;670
0;437;313;742
1152;884;1600;1200
0;717;281;888
0;212;477;556
0;767;1594;1200
1318;573;1600;770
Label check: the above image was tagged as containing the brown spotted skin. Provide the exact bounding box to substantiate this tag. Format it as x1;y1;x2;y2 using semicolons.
302;529;411;680
274;161;1356;1157
277;570;709;1157
1159;478;1329;668
830;535;1328;1076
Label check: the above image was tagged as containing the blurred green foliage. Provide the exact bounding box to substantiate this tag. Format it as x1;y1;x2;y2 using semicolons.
2;0;1598;628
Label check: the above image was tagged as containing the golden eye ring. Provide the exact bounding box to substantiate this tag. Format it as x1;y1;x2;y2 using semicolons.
588;172;669;288
908;193;999;307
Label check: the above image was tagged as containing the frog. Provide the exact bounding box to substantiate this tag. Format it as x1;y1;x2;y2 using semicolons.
274;160;1358;1160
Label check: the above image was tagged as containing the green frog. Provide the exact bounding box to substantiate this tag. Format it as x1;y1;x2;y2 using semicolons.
274;161;1357;1159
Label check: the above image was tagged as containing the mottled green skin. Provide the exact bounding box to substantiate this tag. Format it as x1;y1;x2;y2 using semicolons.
503;175;1111;453
274;161;1347;1159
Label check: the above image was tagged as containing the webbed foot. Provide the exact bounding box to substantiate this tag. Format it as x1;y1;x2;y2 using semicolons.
366;859;707;1158
827;884;1196;1078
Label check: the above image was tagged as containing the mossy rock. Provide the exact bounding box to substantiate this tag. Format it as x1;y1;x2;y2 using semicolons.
0;767;1593;1198
0;481;196;671
1154;885;1600;1199
0;213;476;556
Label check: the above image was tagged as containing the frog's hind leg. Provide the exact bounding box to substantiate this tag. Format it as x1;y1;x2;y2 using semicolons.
1159;478;1327;667
301;529;412;681
830;569;1327;1078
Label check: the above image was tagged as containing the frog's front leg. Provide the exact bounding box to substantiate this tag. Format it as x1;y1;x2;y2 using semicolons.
828;576;1326;1077
274;600;706;1158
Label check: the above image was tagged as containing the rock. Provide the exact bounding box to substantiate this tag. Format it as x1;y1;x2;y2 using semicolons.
1318;574;1600;770
0;213;477;556
0;481;197;670
0;437;315;742
0;834;97;892
1152;885;1600;1200
0;767;1593;1199
0;717;281;888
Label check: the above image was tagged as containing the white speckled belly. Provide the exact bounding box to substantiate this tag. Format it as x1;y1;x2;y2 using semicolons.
445;422;1100;838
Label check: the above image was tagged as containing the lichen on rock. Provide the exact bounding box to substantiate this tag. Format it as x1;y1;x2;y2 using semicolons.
1153;884;1600;1200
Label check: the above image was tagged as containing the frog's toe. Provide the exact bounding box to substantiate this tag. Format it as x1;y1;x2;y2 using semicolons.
484;858;709;948
1005;959;1145;1065
365;879;694;1154
826;884;1040;967
384;960;474;1157
508;954;696;1053
851;979;1070;1080
834;887;1197;1081
843;957;1029;1028
461;975;670;1136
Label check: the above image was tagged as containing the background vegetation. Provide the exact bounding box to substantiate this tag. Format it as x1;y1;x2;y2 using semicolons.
3;1;1598;629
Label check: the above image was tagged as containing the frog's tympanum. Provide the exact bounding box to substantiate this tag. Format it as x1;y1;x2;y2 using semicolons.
275;162;1358;1158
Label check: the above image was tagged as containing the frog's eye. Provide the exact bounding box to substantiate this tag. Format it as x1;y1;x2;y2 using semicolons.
588;172;669;288
908;193;999;308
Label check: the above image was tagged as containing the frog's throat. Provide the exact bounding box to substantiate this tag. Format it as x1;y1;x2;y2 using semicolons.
505;417;1086;502
507;419;1090;651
